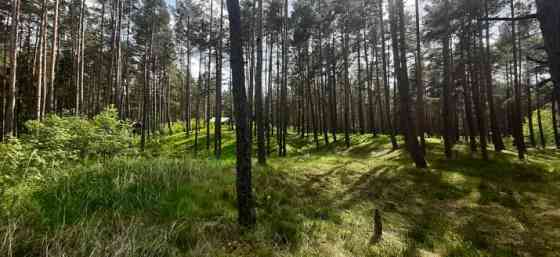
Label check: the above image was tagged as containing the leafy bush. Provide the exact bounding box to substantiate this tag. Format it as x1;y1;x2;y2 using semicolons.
0;138;42;188
0;106;134;174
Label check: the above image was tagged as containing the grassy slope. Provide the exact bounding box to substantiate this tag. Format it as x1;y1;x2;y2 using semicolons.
2;126;560;257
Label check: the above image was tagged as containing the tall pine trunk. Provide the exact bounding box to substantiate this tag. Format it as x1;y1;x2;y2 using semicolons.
396;0;427;168
255;0;266;164
48;0;60;113
215;0;224;159
6;0;21;137
510;0;525;159
380;0;398;149
415;0;425;151
226;0;256;228
484;0;505;151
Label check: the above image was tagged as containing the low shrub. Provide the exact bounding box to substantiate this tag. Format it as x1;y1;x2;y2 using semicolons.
0;107;134;186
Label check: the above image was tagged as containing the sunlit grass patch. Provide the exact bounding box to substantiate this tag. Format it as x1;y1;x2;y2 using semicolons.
2;126;560;257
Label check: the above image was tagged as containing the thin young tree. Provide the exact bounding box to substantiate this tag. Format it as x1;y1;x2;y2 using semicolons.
255;0;266;164
379;0;398;150
215;0;224;158
415;0;426;151
510;0;525;160
442;24;453;159
48;0;60;112
6;0;21;137
484;0;505;152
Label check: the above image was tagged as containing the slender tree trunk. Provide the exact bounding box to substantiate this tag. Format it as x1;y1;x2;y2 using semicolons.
48;0;60;113
357;30;365;135
116;0;124;118
36;0;47;120
552;91;560;149
380;0;398;149
442;33;454;159
141;33;152;152
343;6;351;148
75;0;85;116
248;0;256;141
6;0;21;137
185;16;192;137
330;35;338;142
536;86;546;148
415;0;425;151
363;15;376;136
215;0;224;159
194;85;200;155
206;1;214;151
462;36;477;153
79;0;85;116
396;0;427;167
306;45;319;149
226;0;256;228
474;21;488;160
266;34;273;153
96;1;106;114
484;0;505;151
318;0;329;145
527;83;536;147
255;0;266;164
41;13;48;117
510;0;525;160
373;32;385;135
280;0;288;156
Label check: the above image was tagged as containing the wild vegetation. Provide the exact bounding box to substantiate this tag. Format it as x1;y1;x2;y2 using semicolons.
1;0;560;256
1;117;560;256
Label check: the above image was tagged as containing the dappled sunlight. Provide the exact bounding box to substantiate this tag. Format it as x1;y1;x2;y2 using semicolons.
2;127;560;256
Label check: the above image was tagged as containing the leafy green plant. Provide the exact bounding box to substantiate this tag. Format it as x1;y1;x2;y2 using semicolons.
0;106;134;185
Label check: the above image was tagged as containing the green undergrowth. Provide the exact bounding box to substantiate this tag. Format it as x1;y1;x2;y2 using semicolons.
2;124;560;257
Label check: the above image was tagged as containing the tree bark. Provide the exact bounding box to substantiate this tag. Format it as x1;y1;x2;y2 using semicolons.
36;0;47;120
380;0;398;150
280;0;288;156
226;0;256;228
510;0;526;160
215;0;224;159
396;0;427;167
536;86;546;148
342;9;351;148
48;0;60;113
484;0;505;152
255;0;266;164
415;0;426;151
474;22;488;160
6;0;21;137
552;90;560;149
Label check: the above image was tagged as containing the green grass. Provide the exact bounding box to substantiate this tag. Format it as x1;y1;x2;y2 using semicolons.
2;126;560;257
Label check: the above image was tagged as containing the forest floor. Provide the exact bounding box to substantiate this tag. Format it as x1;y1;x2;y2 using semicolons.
2;127;560;257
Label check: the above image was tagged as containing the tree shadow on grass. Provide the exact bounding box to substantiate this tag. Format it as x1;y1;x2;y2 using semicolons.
28;157;330;256
322;143;560;256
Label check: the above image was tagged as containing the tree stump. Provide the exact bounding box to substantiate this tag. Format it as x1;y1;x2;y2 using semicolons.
370;209;383;244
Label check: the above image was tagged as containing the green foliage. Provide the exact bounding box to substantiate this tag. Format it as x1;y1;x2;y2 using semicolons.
0;107;133;171
524;106;556;145
0;107;135;204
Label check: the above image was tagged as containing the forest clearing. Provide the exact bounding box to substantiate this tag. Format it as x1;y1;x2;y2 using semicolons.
2;0;560;256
